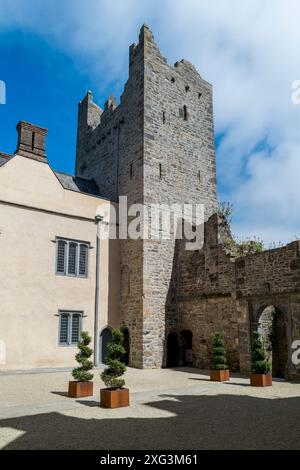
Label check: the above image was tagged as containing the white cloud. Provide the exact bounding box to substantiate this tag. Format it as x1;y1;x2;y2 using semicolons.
1;0;300;243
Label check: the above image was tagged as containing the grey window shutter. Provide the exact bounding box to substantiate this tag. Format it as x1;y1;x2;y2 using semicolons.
59;314;69;343
79;244;88;276
68;242;77;275
71;314;81;343
56;240;66;273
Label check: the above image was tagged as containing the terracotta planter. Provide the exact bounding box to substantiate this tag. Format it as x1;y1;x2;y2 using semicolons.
250;373;272;387
68;381;93;398
210;369;230;382
100;388;130;408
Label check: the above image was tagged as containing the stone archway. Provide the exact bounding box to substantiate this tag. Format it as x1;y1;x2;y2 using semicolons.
99;327;112;365
257;305;288;378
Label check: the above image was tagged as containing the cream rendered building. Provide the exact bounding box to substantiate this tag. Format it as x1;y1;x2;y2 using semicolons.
0;122;120;370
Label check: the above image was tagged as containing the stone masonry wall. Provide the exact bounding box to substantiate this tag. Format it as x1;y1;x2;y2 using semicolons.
177;214;300;379
142;25;217;367
75;25;218;368
74;24;300;377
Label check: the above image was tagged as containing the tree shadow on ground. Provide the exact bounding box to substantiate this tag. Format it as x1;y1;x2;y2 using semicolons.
1;393;300;450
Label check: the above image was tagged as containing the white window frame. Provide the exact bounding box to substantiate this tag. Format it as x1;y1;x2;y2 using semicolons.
55;238;89;278
58;311;83;346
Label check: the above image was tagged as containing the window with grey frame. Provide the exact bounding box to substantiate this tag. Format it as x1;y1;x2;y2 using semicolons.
59;311;82;346
56;238;89;277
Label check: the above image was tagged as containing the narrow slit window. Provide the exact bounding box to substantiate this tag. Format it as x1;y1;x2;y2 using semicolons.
159;163;162;179
130;163;133;179
31;132;35;150
183;105;188;121
162;111;166;124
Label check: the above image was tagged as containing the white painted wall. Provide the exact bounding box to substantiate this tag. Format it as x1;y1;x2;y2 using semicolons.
0;155;120;370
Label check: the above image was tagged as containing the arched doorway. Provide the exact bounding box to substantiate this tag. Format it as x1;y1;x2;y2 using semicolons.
257;305;288;378
166;333;179;367
99;327;112;365
180;330;193;365
121;327;130;366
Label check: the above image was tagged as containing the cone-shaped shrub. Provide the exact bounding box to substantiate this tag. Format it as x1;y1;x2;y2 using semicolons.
211;332;228;370
101;329;127;389
72;331;94;382
251;331;271;374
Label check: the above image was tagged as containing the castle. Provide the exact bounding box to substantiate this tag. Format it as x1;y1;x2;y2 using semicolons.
0;25;299;379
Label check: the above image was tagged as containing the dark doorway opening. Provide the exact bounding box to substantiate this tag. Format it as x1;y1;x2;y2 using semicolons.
166;333;179;367
258;305;288;378
180;330;193;365
272;308;288;377
99;328;112;365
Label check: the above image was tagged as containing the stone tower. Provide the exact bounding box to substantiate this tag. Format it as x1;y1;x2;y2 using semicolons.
75;25;217;368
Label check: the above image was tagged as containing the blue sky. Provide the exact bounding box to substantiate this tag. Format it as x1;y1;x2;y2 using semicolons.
1;0;300;244
0;31;82;173
0;30;125;174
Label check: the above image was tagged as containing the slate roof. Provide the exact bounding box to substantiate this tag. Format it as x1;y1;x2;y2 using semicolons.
0;153;101;198
54;171;100;197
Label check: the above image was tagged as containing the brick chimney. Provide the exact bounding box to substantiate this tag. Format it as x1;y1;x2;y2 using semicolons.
15;121;48;162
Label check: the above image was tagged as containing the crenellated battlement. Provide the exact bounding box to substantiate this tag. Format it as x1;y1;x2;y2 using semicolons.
76;24;210;156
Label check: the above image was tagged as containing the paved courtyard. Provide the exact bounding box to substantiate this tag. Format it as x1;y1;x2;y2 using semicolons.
0;367;299;450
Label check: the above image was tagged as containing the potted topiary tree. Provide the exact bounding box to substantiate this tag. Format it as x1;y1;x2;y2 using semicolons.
100;328;129;408
210;332;230;381
250;331;272;386
68;331;94;398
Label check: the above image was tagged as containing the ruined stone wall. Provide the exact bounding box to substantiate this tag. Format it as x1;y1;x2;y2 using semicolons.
235;242;300;297
177;214;300;378
177;216;236;299
178;297;240;370
177;215;238;369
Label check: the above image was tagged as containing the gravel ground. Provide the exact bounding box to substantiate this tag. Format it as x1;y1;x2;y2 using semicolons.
0;367;299;450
